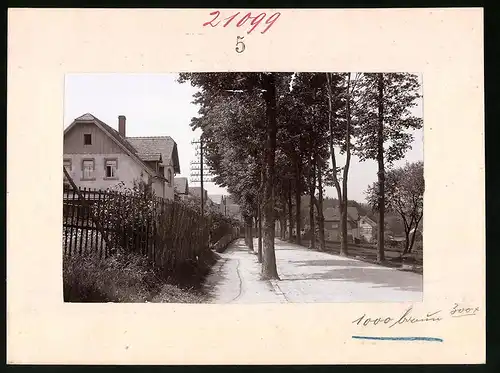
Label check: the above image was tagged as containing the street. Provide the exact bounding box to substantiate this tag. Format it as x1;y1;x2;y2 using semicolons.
205;238;423;303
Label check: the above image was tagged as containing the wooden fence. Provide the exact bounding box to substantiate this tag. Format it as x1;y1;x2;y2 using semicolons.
63;186;234;276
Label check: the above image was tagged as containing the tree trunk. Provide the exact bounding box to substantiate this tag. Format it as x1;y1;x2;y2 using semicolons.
280;193;286;240
245;216;254;252
403;229;410;255
257;198;263;262
287;179;293;241
308;155;316;250
316;163;326;251
340;73;352;256
261;73;279;280
257;166;265;262
295;159;302;246
326;72;346;255
376;73;386;262
280;214;286;240
408;215;422;253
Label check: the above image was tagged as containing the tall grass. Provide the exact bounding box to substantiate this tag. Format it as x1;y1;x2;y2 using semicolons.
63;250;216;303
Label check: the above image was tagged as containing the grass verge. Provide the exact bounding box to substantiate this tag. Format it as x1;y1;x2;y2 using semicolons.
291;239;423;275
63;250;220;303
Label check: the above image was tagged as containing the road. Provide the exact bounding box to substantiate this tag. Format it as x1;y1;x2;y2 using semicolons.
204;238;423;303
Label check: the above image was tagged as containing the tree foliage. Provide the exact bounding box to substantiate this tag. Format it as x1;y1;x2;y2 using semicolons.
177;71;423;271
366;161;424;254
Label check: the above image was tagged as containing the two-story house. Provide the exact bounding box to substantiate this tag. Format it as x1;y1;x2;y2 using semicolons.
63;113;180;200
323;206;360;242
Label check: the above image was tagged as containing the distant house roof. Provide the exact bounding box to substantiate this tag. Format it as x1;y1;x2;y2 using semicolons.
64;113;165;181
323;207;359;222
208;194;224;205
174;177;188;194
360;215;377;227
188;186;208;201
126;137;180;174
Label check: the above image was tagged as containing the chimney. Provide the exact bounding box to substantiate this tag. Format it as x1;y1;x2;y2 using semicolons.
118;115;126;137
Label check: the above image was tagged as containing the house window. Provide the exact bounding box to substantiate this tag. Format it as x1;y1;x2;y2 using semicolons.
82;159;95;180
83;133;92;145
105;159;118;178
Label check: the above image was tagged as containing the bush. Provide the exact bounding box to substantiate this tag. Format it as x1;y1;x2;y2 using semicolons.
63;252;208;303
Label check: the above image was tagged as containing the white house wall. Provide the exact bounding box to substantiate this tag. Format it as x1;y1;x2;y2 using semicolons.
63;153;150;191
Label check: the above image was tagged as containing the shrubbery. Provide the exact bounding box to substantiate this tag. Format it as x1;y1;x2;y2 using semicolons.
63;251;210;303
63;178;240;302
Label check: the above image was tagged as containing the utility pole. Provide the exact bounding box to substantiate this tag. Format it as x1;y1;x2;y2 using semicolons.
200;135;204;217
190;136;214;216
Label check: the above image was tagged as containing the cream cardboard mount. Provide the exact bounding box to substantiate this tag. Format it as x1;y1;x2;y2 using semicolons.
6;8;484;364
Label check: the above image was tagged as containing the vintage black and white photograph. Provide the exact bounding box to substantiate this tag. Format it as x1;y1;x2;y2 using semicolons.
62;72;424;304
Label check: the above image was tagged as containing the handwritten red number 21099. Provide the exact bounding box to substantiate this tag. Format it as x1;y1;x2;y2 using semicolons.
203;11;281;34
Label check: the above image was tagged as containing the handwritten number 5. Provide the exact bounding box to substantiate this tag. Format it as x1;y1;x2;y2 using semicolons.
235;36;245;53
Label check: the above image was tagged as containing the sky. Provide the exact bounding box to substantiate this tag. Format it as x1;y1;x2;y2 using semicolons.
64;73;423;203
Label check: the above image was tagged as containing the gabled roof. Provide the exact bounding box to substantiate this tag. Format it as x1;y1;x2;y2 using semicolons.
323;206;359;222
360;215;377;227
126;137;181;174
208;194;224;205
64;113;165;181
188;186;208;200
174;177;188;194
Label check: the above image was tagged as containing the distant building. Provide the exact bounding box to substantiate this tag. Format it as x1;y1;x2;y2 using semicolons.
358;215;378;243
188;186;208;203
174;177;189;200
323;206;360;241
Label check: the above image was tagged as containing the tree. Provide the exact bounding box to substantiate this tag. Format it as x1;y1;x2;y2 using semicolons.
356;73;422;262
288;73;332;250
325;72;356;256
261;72;280;279
178;72;292;280
366;161;424;254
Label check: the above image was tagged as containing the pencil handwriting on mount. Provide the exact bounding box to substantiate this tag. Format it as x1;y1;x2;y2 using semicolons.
449;303;480;318
352;307;443;328
353;303;480;328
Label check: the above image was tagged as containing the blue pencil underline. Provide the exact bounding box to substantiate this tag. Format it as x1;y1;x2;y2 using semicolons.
352;336;444;342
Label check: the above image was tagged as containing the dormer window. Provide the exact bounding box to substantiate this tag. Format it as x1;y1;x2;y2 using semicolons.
84;133;92;145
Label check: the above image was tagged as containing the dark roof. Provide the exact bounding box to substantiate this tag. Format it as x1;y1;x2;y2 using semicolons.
323;207;359;222
126;137;181;174
174;177;188;194
359;215;377;227
208;194;224;205
138;153;162;162
188;186;208;200
92;116;139;156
